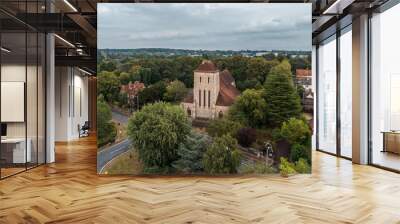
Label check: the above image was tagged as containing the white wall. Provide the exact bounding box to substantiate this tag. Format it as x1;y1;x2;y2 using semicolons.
55;67;89;141
46;33;55;163
312;45;316;150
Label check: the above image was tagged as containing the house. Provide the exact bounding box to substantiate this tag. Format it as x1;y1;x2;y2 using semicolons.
181;60;240;119
303;88;314;113
295;69;312;88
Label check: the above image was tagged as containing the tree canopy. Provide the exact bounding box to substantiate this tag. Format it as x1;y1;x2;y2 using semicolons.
97;71;120;103
127;102;191;168
228;89;267;127
137;81;167;107
163;80;188;102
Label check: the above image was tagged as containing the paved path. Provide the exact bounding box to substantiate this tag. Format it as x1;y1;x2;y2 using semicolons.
98;109;131;173
111;109;130;125
97;139;132;173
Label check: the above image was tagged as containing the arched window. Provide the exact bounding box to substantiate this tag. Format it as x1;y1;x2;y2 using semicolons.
218;111;223;118
187;108;191;116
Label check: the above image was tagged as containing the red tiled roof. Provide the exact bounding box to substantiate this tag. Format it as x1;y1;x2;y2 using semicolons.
220;69;235;85
195;60;218;73
296;69;311;78
216;69;240;106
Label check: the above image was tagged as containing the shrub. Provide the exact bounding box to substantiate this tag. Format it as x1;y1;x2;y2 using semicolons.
280;118;311;145
279;157;296;177
206;118;242;138
271;128;283;141
239;161;277;174
172;131;212;173
290;143;310;163
236;127;257;147
143;166;175;174
127;102;190;168
203;135;241;174
294;158;311;174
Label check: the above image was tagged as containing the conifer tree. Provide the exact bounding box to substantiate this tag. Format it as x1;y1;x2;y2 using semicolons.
263;60;302;127
172;131;211;173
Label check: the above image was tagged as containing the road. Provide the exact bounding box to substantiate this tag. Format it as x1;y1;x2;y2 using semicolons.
111;109;129;124
97;109;131;173
97;138;132;173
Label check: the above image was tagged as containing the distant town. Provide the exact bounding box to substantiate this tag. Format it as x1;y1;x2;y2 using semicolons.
98;48;311;59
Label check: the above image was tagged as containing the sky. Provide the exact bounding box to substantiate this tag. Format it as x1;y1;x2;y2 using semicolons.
98;3;311;51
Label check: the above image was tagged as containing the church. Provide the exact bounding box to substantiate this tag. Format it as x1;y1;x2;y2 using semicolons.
181;60;240;119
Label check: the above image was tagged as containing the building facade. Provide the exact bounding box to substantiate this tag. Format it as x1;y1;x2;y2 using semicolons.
181;60;240;119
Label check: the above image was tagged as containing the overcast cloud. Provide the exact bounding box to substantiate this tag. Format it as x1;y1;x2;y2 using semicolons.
98;3;311;51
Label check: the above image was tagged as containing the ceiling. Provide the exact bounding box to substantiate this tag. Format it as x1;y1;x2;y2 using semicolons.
0;0;393;74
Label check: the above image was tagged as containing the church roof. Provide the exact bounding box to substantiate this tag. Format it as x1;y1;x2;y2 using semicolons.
216;69;240;106
194;60;218;72
220;69;235;85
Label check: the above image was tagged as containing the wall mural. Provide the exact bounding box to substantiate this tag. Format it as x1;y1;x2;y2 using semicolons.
97;3;313;176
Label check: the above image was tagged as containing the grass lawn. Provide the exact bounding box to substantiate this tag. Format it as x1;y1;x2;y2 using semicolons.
102;148;143;175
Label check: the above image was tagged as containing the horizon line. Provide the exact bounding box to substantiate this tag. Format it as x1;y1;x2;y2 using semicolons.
98;48;311;52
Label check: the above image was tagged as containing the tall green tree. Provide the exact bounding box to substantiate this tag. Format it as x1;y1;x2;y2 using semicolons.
97;71;120;103
228;89;267;127
119;72;130;85
263;60;302;127
172;131;211;173
175;56;202;88
163;80;187;102
138;67;154;85
246;57;278;84
137;81;167;106
97;96;116;147
99;60;117;72
216;55;249;90
127;102;191;169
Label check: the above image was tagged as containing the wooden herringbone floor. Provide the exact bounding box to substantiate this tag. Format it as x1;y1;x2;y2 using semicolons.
1;136;400;224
